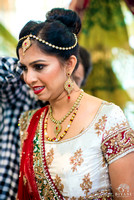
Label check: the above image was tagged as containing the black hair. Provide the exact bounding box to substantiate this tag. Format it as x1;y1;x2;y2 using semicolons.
79;46;92;86
16;8;81;70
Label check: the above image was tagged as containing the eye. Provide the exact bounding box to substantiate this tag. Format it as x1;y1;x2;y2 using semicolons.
34;64;45;71
19;64;27;71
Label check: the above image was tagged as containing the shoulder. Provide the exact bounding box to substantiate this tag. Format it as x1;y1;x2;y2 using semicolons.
19;109;37;132
82;93;103;114
19;106;48;150
100;102;134;164
19;109;38;148
19;106;48;132
101;102;129;133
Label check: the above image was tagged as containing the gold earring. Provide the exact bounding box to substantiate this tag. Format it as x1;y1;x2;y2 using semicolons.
64;72;74;99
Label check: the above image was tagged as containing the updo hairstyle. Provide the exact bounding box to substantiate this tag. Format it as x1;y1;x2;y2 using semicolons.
16;8;81;71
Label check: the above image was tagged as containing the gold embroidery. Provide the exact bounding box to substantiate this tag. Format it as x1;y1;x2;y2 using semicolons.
101;121;134;163
33;126;54;198
64;197;84;200
70;148;84;172
64;197;69;200
33;121;63;199
23;175;27;186
19;111;30;132
65;189;113;199
42;183;54;199
54;174;64;192
19;110;37;159
103;121;127;138
80;173;92;198
95;115;107;136
46;148;54;167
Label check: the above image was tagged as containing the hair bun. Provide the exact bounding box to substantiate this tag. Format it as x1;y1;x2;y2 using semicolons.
46;8;81;35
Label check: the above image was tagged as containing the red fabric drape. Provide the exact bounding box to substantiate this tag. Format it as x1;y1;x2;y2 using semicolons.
17;107;48;200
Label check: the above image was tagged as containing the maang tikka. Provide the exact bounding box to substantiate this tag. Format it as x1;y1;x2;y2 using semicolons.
22;37;31;55
64;72;74;99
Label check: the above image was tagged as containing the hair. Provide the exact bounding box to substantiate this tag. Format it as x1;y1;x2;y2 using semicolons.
79;46;92;86
16;8;81;70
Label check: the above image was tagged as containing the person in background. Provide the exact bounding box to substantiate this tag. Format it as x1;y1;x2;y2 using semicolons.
69;0;89;20
16;7;134;200
0;57;45;200
73;46;92;87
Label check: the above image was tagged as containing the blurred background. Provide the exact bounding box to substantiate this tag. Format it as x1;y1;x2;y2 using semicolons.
0;0;134;128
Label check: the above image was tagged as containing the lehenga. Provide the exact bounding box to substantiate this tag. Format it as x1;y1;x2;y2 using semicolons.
17;102;134;200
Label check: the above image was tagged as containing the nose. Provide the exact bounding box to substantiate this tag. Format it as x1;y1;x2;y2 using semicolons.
23;69;37;86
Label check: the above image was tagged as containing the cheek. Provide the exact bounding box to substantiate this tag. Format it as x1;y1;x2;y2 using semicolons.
43;65;66;84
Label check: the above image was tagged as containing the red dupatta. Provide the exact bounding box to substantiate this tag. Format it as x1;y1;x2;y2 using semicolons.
17;106;64;200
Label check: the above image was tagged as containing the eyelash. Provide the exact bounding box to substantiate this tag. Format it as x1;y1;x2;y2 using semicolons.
19;65;27;71
34;64;45;71
19;64;45;72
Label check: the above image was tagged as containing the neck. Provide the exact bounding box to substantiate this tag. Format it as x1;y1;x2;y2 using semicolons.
49;85;82;118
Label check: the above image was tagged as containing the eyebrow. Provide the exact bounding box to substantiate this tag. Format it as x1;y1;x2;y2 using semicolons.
20;59;46;66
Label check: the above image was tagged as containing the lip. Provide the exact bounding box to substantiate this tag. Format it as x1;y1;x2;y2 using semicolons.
32;86;45;95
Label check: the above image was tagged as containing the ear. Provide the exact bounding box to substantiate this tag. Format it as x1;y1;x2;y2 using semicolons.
65;55;77;75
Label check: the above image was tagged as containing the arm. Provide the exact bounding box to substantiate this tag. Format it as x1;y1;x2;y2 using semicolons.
101;104;134;199
69;0;89;20
109;152;134;199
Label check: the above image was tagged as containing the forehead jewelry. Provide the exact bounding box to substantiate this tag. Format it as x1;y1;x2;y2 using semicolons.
21;37;31;55
19;33;77;54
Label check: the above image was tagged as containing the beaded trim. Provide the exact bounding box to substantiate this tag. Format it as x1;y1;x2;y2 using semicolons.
45;106;80;142
19;33;77;51
38;111;64;199
49;90;84;135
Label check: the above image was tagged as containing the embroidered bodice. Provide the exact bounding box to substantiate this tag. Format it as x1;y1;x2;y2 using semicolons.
19;102;134;200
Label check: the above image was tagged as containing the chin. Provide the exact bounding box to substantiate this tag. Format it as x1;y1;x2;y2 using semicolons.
37;94;48;102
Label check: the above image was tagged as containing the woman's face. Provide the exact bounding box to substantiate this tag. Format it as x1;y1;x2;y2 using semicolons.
19;43;67;102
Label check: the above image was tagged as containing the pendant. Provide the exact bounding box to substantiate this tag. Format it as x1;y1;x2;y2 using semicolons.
54;123;62;136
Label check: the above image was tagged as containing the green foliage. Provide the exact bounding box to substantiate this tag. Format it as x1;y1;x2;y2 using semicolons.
82;59;131;109
0;23;17;57
83;0;126;31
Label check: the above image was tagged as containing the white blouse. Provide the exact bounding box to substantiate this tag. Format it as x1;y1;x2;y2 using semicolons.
20;102;134;199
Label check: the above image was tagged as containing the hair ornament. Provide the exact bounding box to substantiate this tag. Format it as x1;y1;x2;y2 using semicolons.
19;33;77;54
21;37;31;55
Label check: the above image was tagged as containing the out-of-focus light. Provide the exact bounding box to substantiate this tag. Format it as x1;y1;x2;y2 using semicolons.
129;35;134;49
124;11;133;25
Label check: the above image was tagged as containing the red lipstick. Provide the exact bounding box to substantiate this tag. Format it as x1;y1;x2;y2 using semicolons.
33;86;45;95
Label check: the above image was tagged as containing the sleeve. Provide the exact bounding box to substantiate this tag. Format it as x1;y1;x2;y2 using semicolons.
101;104;134;164
0;56;24;102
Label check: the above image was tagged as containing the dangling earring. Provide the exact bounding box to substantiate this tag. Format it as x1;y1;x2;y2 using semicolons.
64;72;74;99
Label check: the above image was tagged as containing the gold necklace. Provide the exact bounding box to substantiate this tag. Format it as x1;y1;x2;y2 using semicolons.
44;105;79;142
49;90;83;136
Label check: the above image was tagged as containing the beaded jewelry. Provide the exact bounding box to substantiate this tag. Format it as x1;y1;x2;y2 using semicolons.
19;33;77;54
49;90;83;136
44;106;79;142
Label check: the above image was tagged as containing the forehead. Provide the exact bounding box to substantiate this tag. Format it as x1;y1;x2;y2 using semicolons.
19;43;59;64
